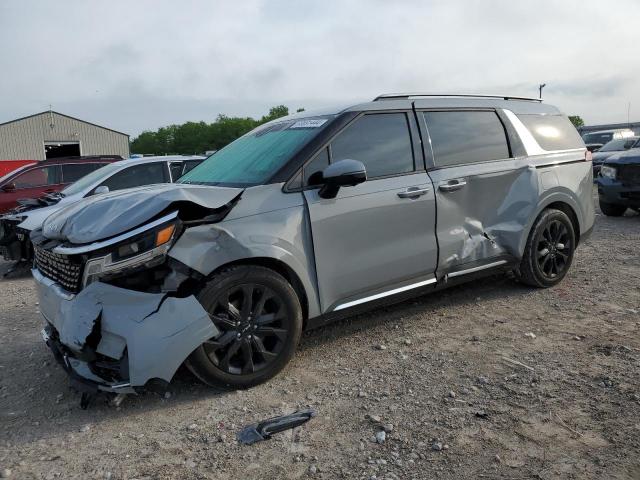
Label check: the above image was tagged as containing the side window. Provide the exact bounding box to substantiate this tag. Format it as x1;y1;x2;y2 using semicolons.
303;148;329;186
330;113;414;178
101;162;168;192
424;111;510;167
62;163;98;183
169;162;183;181
182;160;202;175
517;114;584;151
13;165;61;189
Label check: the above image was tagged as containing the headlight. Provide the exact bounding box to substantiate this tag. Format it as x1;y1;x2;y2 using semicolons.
83;222;177;287
600;165;617;179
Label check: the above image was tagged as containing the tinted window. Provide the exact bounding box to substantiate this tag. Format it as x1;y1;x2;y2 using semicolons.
169;162;183;180
424;111;510;167
582;132;613;145
598;138;635;152
330;113;414;178
519;114;585;150
13;165;61;188
101;162;167;192
62;163;101;183
303;148;329;186
182;160;202;175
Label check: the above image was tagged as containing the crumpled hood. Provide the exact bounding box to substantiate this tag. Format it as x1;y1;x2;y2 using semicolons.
42;183;243;245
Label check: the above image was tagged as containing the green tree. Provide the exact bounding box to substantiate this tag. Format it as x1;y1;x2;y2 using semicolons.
130;105;302;155
568;115;584;128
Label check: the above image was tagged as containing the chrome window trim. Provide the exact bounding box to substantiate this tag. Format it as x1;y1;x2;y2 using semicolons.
52;211;178;255
333;278;437;311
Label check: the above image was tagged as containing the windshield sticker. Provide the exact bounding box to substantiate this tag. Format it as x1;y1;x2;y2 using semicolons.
289;119;328;129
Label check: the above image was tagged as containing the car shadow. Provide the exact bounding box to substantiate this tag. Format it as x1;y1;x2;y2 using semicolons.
2;272;536;448
0;260;32;279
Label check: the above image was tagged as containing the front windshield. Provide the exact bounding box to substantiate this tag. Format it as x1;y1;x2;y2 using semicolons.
599;139;629;152
61;162;122;196
179;117;333;186
583;132;613;145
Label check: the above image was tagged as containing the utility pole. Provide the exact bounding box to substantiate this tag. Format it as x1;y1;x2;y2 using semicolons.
538;83;546;99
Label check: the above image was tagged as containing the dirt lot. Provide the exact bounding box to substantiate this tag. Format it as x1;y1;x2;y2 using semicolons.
1;200;639;480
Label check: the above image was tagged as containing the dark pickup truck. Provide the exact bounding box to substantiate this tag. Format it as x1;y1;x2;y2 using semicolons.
596;149;640;216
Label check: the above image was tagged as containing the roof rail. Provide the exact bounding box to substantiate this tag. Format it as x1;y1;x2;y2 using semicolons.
373;93;543;102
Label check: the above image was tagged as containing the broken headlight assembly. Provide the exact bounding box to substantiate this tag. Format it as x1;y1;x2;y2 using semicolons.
82;220;178;287
600;165;617;180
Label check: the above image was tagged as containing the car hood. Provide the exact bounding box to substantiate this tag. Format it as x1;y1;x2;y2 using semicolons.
603;149;640;166
591;151;623;163
41;183;243;245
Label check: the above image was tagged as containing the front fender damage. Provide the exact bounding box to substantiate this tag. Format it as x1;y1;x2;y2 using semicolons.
42;280;218;390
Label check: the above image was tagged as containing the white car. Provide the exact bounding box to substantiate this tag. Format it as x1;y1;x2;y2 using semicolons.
0;155;204;263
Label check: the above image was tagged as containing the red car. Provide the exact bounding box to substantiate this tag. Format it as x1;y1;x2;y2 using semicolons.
0;156;123;214
0;160;37;177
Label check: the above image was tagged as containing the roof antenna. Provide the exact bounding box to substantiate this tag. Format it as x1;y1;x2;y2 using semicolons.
49;104;55;129
538;83;546;100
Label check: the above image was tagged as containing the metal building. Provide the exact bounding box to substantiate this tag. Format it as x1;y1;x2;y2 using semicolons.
0;110;129;160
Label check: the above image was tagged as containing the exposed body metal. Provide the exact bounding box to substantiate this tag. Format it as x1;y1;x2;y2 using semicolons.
32;95;595;392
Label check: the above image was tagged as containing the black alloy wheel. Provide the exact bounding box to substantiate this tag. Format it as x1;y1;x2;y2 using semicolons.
517;208;576;288
535;219;571;280
203;283;289;375
185;265;302;389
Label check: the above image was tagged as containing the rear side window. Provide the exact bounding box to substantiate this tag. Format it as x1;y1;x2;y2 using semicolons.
13;165;62;188
330;113;414;178
62;163;100;183
518;114;584;151
423;111;510;167
100;162;168;192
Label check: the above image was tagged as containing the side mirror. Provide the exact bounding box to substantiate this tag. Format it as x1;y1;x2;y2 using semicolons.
1;183;16;192
318;159;367;199
93;185;110;195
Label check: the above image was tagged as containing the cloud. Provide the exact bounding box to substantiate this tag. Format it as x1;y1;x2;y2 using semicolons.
1;0;638;135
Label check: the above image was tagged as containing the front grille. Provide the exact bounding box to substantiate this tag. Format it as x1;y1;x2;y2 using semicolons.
618;165;640;185
34;247;83;292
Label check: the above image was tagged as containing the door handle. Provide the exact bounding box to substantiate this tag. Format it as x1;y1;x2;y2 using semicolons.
439;180;467;192
397;186;430;198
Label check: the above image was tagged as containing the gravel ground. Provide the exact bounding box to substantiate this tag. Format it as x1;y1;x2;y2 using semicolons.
1;198;639;480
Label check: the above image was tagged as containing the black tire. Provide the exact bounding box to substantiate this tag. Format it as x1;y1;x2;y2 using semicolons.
599;200;627;217
185;265;302;390
518;208;576;288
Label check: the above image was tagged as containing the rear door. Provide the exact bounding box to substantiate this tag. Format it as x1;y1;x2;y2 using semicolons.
303;111;438;312
417;108;532;277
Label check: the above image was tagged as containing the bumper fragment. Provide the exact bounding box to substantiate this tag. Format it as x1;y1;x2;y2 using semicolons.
34;269;218;390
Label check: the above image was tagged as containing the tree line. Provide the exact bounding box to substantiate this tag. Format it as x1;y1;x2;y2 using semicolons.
130;105;302;155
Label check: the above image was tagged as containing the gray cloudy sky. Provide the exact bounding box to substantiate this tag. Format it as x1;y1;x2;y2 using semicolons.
1;0;638;137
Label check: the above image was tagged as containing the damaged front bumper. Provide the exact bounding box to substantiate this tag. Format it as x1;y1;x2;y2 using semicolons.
34;269;218;393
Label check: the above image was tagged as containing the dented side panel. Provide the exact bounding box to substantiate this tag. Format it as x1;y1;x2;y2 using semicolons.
430;159;538;274
168;184;322;318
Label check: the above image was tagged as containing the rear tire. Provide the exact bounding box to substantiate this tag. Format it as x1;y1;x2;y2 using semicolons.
185;265;302;390
599;200;627;217
517;209;576;288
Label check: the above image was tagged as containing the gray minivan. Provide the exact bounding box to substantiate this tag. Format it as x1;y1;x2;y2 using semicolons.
33;94;594;398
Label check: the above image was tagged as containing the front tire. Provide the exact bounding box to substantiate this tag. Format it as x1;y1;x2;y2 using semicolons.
599;200;627;217
185;265;303;390
518;209;576;288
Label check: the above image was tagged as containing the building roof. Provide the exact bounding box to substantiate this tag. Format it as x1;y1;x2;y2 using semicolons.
0;110;129;137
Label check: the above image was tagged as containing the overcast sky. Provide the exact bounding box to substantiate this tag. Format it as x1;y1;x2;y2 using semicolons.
1;0;638;137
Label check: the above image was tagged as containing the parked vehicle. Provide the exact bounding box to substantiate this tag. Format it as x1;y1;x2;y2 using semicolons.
582;129;635;152
596;149;640;216
592;137;639;176
0;156;123;214
32;94;594;397
0;155;204;263
0;160;37;177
